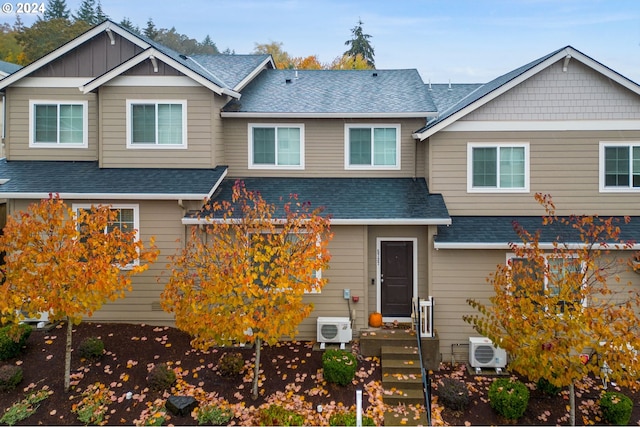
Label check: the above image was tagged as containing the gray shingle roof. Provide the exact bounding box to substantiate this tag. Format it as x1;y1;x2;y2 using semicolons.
0;159;226;198
189;54;271;89
436;216;640;245
0;59;21;75
222;69;437;115
426;83;483;113
194;177;449;222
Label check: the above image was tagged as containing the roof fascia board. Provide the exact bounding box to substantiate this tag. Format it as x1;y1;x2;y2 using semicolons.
182;217;452;225
1;192;209;200
233;57;276;92
206;167;228;199
0;21;150;90
413;48;574;141
442;119;640;132
81;48;159;93
434;242;640;250
221;112;438;119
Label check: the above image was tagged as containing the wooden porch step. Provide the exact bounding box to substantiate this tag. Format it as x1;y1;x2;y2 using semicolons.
382;387;427;406
383;408;428;426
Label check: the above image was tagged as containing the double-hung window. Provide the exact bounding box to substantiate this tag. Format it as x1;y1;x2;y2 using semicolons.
468;143;529;192
248;124;304;169
73;204;140;268
345;124;400;169
509;255;585;313
126;100;187;148
600;142;640;191
29;100;88;147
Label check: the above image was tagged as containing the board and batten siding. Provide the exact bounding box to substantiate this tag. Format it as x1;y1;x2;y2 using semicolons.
4;87;98;161
428;130;640;216
223;117;427;178
99;85;225;168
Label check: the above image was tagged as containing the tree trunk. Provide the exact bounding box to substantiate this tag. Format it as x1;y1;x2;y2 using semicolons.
569;381;576;426
252;337;262;399
64;318;73;392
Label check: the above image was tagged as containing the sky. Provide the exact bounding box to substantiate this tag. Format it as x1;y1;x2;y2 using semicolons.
1;0;640;84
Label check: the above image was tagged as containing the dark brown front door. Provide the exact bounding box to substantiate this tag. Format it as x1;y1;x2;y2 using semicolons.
380;240;413;317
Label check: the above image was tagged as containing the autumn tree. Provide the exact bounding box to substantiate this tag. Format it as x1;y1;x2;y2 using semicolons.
464;194;640;426
0;195;158;391
161;180;333;399
253;41;294;69
15;18;90;64
329;53;374;70
344;19;374;68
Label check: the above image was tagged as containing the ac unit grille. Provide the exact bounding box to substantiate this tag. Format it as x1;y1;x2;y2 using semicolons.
320;324;338;340
474;345;495;364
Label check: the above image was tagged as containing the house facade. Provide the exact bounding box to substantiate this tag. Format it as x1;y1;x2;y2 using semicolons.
0;21;638;360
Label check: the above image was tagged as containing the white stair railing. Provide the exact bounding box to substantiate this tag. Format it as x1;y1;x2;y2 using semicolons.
413;296;434;338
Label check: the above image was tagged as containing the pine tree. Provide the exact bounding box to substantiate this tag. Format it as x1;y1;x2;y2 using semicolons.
43;0;70;20
143;18;158;40
95;0;108;23
73;0;98;25
344;19;375;68
119;17;139;34
199;34;219;54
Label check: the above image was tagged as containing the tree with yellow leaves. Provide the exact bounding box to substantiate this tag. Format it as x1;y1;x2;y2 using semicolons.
464;194;640;426
161;180;333;399
0;194;158;391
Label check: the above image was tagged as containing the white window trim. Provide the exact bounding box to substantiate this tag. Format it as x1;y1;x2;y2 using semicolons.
506;253;587;308
72;203;141;268
599;141;640;192
467;142;530;193
344;124;401;170
28;100;88;148
248;123;305;170
126;100;187;149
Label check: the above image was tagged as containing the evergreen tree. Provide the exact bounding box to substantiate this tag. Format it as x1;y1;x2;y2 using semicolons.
143;18;159;40
43;0;70;20
199;35;219;54
344;19;375;68
119;17;139;34
95;0;108;23
73;0;98;25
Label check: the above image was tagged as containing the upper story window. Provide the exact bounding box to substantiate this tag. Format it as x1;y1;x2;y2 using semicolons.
29;100;88;148
248;124;304;169
600;142;640;192
345;124;401;170
467;143;529;192
126;100;187;149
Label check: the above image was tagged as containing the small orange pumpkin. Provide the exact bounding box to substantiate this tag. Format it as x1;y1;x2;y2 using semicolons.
368;312;383;328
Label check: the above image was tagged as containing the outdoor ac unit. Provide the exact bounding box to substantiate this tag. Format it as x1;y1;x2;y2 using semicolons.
18;310;50;323
469;337;507;369
317;317;352;344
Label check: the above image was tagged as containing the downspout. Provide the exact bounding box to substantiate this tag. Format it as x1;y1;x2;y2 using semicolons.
1;94;5;156
178;199;187;246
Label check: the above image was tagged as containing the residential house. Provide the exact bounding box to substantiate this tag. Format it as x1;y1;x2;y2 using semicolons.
0;20;638;361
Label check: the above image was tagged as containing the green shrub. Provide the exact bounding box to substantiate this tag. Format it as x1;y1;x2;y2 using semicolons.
0;387;50;425
328;411;375;426
196;404;233;425
0;365;23;392
217;351;244;377
599;391;633;425
488;378;529;420
0;324;32;361
256;404;304;426
322;349;357;386
146;363;176;391
536;377;561;396
437;377;469;411
77;336;104;360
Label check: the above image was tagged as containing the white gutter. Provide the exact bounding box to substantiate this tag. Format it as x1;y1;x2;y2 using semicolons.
182;217;452;226
434;242;640;250
0;192;210;200
221;112;438;119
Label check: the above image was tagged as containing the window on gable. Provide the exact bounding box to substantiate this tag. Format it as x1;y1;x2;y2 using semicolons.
468;143;529;192
73;204;140;268
509;255;585;313
29;101;88;147
249;124;304;169
600;142;640;191
127;100;186;148
345;124;400;169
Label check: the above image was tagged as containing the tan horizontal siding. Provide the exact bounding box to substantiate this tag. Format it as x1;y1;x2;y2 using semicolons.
99;86;223;168
224;118;426;178
5;87;98;161
429;130;640;216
